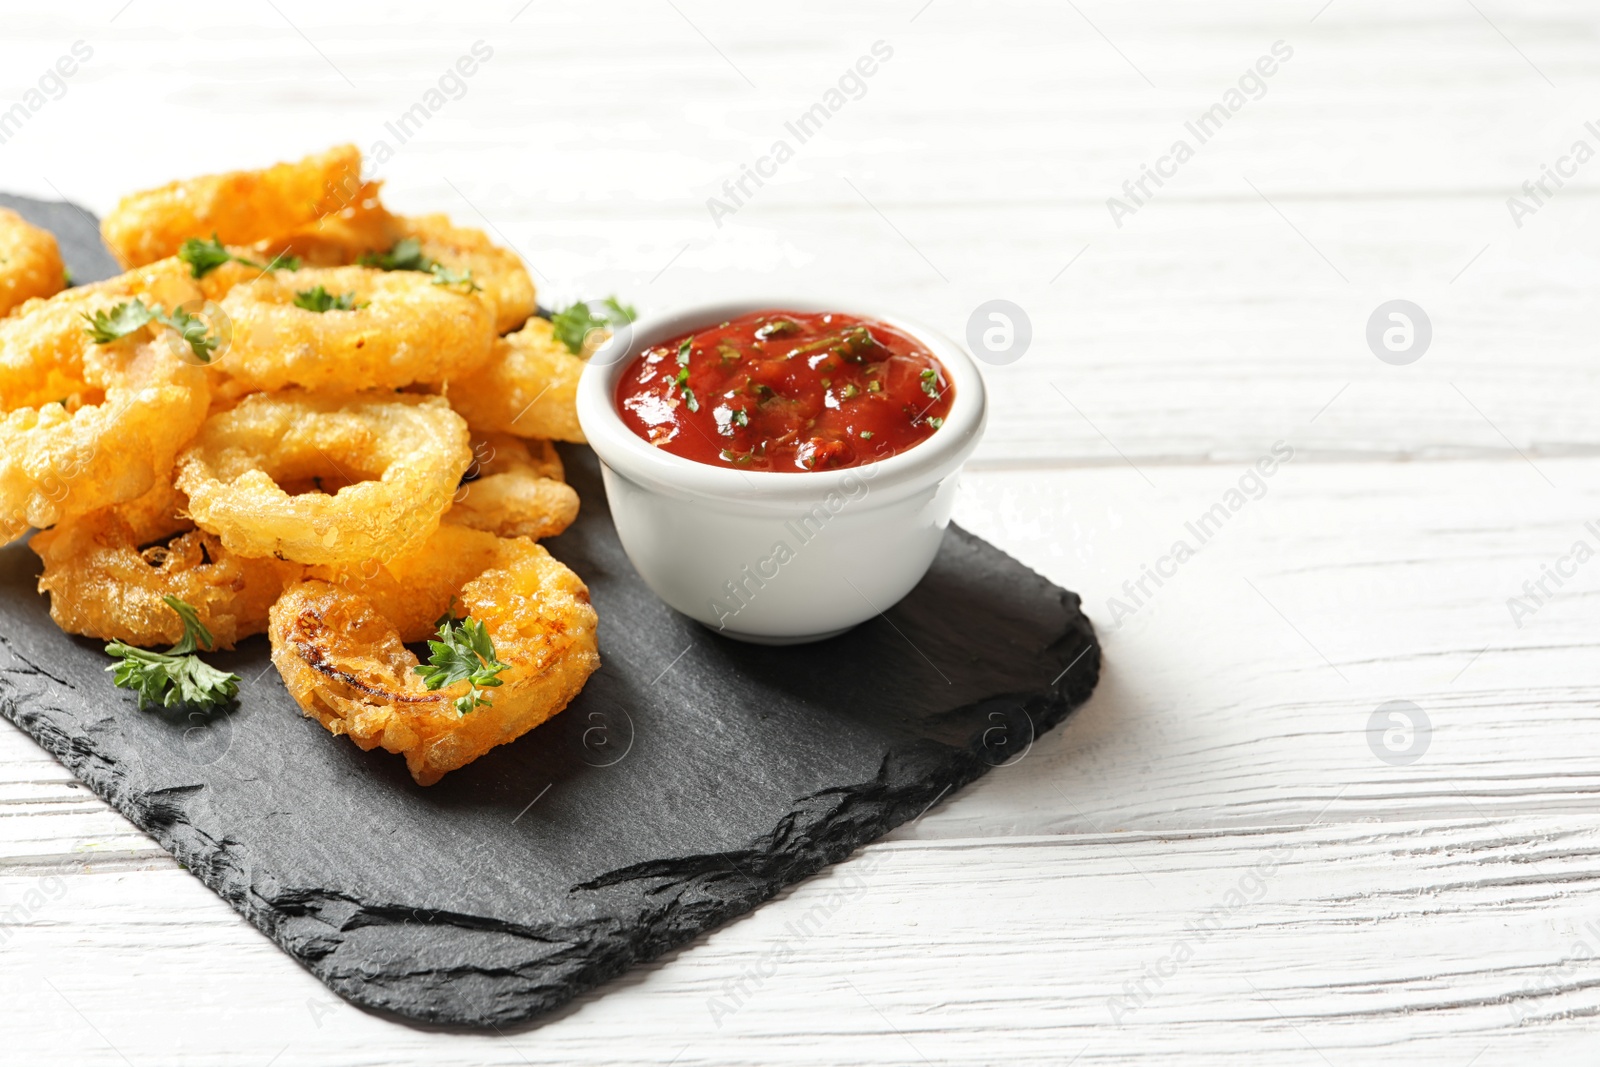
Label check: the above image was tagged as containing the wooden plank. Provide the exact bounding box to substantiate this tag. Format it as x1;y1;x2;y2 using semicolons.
5;821;1599;1064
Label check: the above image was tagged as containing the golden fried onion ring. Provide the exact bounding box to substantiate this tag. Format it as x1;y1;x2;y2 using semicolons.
270;530;599;785
0;208;64;317
445;433;577;541
175;390;471;565
101;144;365;268
240;207;536;336
216;265;495;393
0;275;210;540
445;317;584;441
32;479;302;649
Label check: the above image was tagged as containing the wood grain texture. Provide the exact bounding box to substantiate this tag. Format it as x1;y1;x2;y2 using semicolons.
0;0;1594;1061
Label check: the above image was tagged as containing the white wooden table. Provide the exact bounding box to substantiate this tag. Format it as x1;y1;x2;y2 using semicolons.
4;1;1598;1062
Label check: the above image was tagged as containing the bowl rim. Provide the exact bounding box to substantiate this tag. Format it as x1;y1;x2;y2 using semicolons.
575;297;988;504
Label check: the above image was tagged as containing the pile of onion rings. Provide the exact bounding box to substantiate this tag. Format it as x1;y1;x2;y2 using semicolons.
13;145;601;784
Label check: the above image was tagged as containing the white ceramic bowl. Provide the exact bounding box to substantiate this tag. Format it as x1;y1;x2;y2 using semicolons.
576;299;987;644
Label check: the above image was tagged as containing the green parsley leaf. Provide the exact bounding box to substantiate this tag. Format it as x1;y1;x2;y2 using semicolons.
179;234;300;278
551;295;638;356
359;236;432;273
754;317;799;340
920;368;939;398
860;430;874;440
177;235;235;278
105;595;240;711
157;306;222;363
82;299;157;344
292;285;361;313
840;382;860;400
673;365;699;412
732;408;749;428
413;614;510;715
926;416;944;429
262;250;302;272
429;265;482;292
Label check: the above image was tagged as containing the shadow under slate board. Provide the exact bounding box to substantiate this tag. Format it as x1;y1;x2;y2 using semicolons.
0;194;1102;1028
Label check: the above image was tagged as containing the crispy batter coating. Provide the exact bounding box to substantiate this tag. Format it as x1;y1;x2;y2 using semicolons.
175;390;471;565
445;433;577;541
33;479;303;649
395;214;536;335
445;317;585;441
102;144;365;268
215;265;495;393
251;181;398;267
0;208;64;317
0;271;211;540
270;531;599;785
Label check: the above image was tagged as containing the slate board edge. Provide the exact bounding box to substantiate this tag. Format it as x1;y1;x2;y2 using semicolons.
0;562;1099;1031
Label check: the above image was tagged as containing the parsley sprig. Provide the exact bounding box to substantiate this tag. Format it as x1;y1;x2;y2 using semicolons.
673;335;699;412
81;299;225;364
414;610;510;715
105;596;240;711
162;305;223;362
292;285;363;313
82;299;157;344
550;296;636;356
178;234;299;279
359;238;481;292
429;265;482;292
359;237;430;272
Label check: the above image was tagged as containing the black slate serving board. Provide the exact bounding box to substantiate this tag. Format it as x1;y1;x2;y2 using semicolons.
0;196;1101;1028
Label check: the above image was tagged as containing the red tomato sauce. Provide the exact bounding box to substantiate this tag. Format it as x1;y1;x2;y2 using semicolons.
615;310;954;472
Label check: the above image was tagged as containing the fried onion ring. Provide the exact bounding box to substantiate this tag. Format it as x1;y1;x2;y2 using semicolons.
215;265;495;393
0;208;65;317
32;479;302;649
102;144;365;268
444;317;584;441
270;532;599;785
445;433;577;541
175;390;471;565
0;276;211;540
